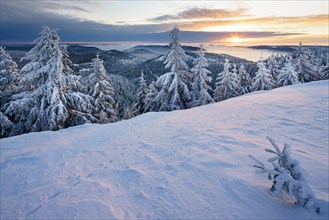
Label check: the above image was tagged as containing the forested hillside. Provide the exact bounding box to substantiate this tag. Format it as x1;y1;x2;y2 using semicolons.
1;26;328;138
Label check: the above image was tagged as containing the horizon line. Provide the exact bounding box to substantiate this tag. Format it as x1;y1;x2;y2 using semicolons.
0;41;328;47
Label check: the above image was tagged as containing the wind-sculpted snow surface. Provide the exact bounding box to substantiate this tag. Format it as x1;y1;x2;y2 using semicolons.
0;81;328;219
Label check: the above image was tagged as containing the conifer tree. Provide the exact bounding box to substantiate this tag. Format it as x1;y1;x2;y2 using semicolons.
315;48;329;80
145;72;191;111
164;26;189;73
0;47;20;106
145;26;191;111
252;57;274;91
267;54;280;86
239;63;251;95
232;63;238;79
144;80;157;112
133;71;149;115
214;57;240;102
250;136;320;214
88;53;117;123
58;44;85;93
276;54;286;70
3;26;95;136
277;58;299;87
190;44;213;107
320;65;329;80
0;112;13;138
105;74;136;120
123;106;134;120
60;45;73;76
295;42;320;83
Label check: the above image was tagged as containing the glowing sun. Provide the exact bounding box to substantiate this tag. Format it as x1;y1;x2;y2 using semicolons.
230;36;242;43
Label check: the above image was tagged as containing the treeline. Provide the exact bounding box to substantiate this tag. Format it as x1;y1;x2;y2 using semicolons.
1;26;328;138
132;26;328;113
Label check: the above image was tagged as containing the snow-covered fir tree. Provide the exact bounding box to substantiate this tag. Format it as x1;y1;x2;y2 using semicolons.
108;74;137;120
252;57;274;91
315;47;329;80
3;26;96;137
133;71;149;115
320;65;329;80
267;54;280;86
88;53;117;123
58;44;85;93
60;45;73;76
276;54;286;70
232;63;238;78
123;106;134;120
313;47;329;80
232;63;240;88
144;80;157;112
214;57;240;102
314;47;328;69
239;63;251;95
0;46;20;106
190;44;213;107
145;26;191;112
277;58;299;87
250;136;320;213
0;111;13;138
164;26;189;73
295;42;320;83
145;72;191;111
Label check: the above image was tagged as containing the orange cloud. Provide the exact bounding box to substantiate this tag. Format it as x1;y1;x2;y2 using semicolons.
177;14;328;30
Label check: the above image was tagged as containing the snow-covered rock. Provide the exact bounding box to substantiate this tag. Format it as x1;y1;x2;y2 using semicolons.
1;80;328;219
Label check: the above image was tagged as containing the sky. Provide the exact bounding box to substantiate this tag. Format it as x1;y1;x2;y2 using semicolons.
0;0;328;45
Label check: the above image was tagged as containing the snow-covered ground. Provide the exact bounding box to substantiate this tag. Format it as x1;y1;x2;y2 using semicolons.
1;81;328;219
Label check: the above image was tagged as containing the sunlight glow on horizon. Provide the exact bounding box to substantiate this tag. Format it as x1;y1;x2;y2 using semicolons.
230;37;242;43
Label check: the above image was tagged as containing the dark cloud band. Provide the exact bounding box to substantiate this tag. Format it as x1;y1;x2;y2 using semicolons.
0;1;322;44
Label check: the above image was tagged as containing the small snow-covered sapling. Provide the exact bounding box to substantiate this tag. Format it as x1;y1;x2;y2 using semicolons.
249;136;320;214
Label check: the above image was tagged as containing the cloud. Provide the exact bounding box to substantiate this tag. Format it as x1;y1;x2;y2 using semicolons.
45;2;91;13
0;1;325;44
270;14;328;25
78;1;104;7
147;7;327;33
0;1;172;42
150;7;249;22
1;1;92;18
177;14;328;30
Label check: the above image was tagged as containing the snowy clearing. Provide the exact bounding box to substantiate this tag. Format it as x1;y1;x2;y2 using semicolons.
1;80;328;219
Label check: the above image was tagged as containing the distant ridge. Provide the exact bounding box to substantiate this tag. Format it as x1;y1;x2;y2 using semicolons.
124;45;202;54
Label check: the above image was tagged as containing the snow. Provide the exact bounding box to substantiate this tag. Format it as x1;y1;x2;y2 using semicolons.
1;80;328;219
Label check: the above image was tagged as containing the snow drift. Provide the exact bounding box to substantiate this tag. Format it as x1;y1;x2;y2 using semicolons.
1;80;328;219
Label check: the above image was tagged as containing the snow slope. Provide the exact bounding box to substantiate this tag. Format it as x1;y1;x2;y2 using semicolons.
1;81;328;219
